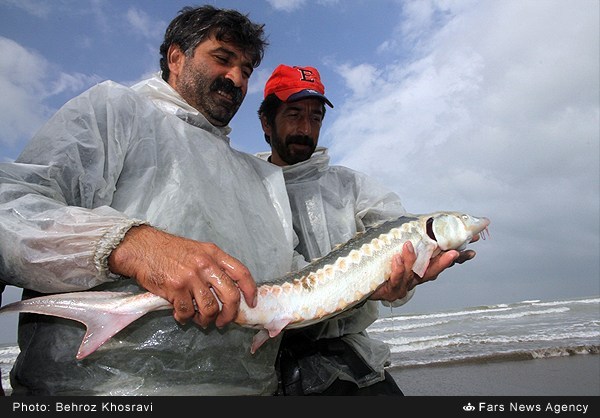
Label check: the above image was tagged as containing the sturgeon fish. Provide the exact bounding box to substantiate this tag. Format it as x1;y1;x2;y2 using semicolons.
0;211;489;359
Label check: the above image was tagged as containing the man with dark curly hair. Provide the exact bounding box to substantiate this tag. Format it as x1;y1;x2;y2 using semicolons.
0;5;296;396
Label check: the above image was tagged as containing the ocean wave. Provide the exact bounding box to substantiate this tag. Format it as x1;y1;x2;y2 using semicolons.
382;306;512;322
0;345;19;366
386;329;600;352
387;345;600;368
530;345;600;358
479;306;570;320
379;296;598;326
519;299;542;304
532;297;600;307
462;303;509;311
465;330;600;346
0;345;19;355
368;319;451;333
387;333;466;353
0;346;16;396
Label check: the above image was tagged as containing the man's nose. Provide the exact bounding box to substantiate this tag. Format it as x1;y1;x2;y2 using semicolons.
225;67;245;87
296;115;312;134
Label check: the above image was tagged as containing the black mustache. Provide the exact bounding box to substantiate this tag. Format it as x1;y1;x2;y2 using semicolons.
211;77;243;104
286;135;313;147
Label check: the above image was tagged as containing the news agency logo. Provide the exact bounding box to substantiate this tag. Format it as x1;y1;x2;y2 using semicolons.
463;402;475;412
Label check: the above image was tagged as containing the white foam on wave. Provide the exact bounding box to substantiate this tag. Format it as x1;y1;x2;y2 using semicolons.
381;306;512;323
386;333;465;353
533;297;600;307
0;345;19;365
480;306;570;320
368;319;450;333
0;345;18;396
530;345;600;358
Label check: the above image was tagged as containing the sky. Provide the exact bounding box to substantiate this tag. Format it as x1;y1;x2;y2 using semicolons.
0;0;598;345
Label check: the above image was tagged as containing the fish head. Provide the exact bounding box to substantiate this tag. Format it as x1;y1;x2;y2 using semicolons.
427;212;490;251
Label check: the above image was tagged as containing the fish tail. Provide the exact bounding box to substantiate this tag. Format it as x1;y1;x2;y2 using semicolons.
0;291;157;359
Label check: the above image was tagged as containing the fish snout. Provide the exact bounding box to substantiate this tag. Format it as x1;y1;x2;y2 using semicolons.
430;213;491;250
474;216;491;240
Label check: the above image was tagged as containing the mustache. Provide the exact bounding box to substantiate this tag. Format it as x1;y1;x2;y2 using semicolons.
210;77;243;104
286;135;314;147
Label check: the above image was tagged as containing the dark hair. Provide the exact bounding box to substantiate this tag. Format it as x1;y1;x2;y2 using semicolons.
160;5;268;81
258;94;327;144
258;94;282;144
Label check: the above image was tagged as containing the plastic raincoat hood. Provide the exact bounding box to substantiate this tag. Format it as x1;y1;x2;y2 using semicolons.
0;74;296;395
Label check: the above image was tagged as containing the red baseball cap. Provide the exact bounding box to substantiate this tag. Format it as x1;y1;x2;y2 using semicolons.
264;64;333;108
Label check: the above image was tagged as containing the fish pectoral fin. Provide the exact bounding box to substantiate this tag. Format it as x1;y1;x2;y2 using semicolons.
413;240;438;277
250;319;291;354
265;319;291;338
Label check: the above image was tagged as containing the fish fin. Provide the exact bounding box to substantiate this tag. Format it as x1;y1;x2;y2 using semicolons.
413;240;438;277
265;319;291;338
250;329;271;354
76;309;150;360
0;291;153;360
250;319;291;354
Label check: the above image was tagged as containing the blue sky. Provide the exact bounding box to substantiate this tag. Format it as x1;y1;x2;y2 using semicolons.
0;0;598;344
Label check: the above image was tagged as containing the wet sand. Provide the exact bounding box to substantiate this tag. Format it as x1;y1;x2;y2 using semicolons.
388;354;600;396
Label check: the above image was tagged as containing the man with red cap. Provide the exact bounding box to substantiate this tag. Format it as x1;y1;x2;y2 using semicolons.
257;64;479;395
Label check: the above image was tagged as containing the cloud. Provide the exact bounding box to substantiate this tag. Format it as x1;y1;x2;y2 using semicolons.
0;37;52;149
325;0;599;293
0;37;101;151
266;0;339;12
248;68;272;96
0;0;54;18
335;63;383;98
266;0;307;12
328;0;598;204
126;7;165;40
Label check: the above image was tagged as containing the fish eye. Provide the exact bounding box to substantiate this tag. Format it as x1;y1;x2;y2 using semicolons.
426;217;436;241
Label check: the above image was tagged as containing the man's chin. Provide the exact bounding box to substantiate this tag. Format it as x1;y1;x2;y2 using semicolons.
207;108;237;126
289;143;312;154
288;149;312;164
210;97;241;121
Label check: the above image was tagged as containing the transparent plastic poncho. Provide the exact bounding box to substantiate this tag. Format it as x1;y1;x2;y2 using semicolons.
0;74;296;395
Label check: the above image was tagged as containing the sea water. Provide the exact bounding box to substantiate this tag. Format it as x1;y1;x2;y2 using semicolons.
369;295;599;368
1;295;598;395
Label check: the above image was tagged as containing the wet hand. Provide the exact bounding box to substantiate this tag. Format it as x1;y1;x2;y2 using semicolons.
369;240;477;303
370;241;417;302
107;225;257;328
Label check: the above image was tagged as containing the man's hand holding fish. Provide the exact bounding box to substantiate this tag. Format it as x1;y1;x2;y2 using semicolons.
371;234;480;302
108;224;257;328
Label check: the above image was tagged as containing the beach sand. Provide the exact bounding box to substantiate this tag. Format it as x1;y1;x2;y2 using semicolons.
388;354;600;396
